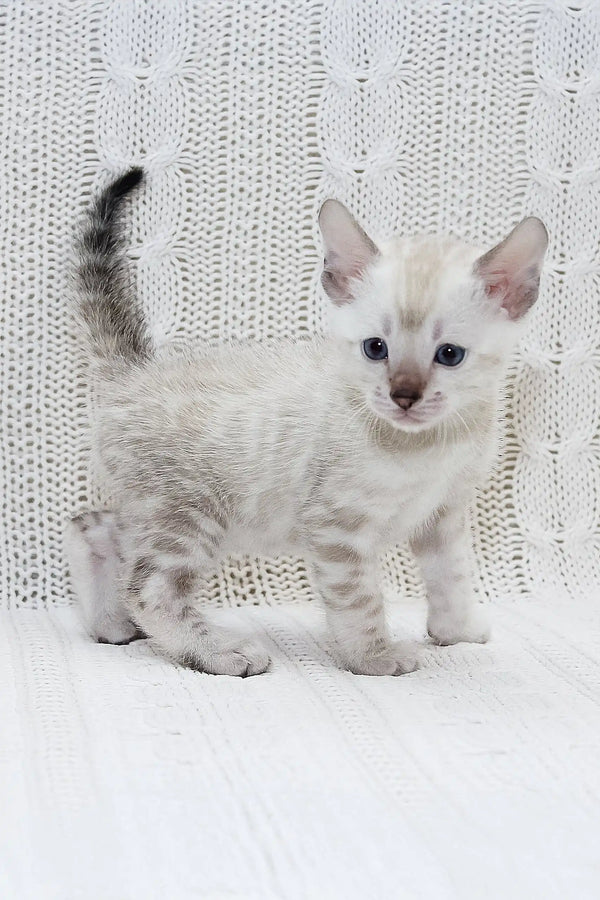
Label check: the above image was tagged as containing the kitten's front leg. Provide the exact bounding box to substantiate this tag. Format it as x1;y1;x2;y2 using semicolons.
311;545;417;675
411;506;491;646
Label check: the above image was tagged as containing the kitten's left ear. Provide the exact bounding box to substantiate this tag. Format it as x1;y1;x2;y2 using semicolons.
474;217;548;320
318;200;380;304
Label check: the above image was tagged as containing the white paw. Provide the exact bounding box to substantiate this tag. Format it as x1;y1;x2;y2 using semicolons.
344;641;419;676
193;638;271;677
95;616;144;646
427;604;491;646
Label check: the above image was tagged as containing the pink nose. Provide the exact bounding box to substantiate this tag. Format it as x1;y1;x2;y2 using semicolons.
390;389;421;410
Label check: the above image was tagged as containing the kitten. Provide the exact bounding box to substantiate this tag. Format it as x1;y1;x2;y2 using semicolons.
65;169;547;676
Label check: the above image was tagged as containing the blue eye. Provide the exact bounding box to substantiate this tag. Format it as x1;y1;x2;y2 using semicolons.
434;344;466;367
362;338;388;361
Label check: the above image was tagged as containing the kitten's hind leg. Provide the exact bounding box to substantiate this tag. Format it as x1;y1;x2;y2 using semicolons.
65;511;143;645
122;515;270;677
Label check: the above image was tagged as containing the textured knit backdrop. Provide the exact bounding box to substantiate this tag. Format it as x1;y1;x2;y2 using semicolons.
1;0;599;610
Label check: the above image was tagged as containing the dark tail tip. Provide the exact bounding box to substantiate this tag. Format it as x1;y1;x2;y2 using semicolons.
96;168;145;224
111;167;145;198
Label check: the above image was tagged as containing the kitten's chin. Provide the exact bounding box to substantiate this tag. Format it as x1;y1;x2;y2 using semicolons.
384;415;437;434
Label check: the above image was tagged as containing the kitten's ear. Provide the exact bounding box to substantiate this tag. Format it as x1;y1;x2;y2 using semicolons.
318;200;380;304
474;217;548;320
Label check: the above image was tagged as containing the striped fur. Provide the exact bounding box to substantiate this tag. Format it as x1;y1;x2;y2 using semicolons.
75;168;151;367
66;182;547;676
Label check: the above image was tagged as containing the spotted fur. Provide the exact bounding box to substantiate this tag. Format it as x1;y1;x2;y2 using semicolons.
65;175;547;676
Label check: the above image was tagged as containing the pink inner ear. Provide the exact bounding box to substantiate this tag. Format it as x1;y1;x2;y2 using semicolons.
329;246;375;280
319;200;380;304
484;274;509;299
322;249;375;305
349;258;368;278
475;217;547;321
322;266;349;303
484;271;538;321
484;273;521;319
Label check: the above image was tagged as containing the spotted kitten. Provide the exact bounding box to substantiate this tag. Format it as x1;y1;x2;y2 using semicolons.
65;169;547;676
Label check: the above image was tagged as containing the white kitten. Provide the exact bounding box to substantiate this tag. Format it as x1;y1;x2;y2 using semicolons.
65;169;547;676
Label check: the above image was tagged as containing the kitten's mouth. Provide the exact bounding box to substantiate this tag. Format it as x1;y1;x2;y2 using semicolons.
370;397;443;432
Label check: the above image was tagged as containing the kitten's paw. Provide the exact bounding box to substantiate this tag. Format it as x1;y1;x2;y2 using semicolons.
345;641;419;676
427;604;491;646
187;638;271;677
96;618;144;646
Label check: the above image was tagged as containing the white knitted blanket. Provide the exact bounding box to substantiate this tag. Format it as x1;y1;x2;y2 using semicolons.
3;599;600;899
1;1;599;896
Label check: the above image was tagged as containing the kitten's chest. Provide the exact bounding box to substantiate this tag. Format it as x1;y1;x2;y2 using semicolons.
350;444;476;541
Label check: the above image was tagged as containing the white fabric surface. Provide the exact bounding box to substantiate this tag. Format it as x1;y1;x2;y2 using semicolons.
1;2;599;897
1;0;598;609
2;600;600;899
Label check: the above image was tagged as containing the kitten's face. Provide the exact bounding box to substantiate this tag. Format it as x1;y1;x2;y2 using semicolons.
319;204;548;434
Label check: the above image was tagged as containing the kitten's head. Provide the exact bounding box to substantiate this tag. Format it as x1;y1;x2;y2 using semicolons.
319;201;548;433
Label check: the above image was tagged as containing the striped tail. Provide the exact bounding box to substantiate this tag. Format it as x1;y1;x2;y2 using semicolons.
76;168;152;367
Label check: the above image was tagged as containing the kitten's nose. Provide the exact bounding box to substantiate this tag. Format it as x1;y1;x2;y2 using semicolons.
389;372;424;410
390;389;421;410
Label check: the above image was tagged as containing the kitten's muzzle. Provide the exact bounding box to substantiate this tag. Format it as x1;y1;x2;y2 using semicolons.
389;374;424;410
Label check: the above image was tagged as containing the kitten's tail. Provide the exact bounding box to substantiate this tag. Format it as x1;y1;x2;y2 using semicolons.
75;168;152;368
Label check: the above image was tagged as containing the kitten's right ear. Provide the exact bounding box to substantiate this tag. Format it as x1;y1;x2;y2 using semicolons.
318;200;379;304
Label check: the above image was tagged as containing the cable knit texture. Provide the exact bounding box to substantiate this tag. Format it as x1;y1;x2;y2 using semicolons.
1;2;599;897
1;1;598;611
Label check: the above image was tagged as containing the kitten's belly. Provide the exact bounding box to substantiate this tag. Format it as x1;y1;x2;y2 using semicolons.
218;521;299;559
